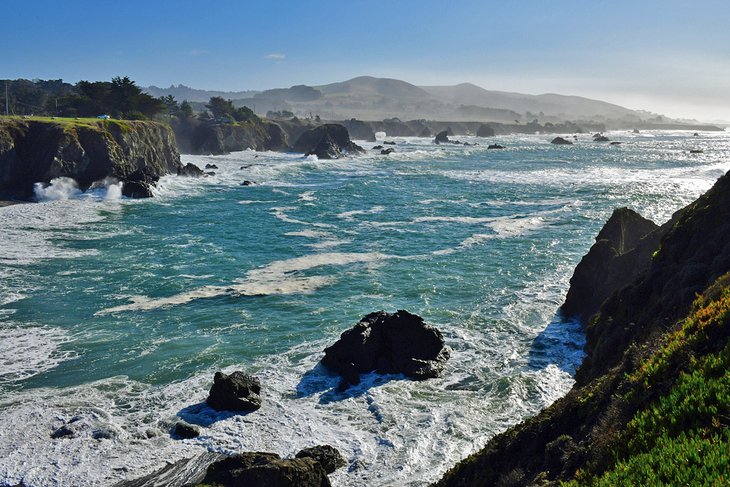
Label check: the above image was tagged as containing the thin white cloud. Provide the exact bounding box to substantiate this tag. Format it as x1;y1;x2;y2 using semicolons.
190;49;209;56
265;53;286;60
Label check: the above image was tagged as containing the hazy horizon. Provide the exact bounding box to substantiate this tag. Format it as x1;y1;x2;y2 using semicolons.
4;0;730;122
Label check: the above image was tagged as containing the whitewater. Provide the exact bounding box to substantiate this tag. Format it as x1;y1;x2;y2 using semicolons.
1;131;728;486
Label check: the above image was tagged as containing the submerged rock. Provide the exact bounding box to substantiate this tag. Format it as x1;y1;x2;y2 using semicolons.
178;162;204;177
295;445;347;474
551;136;573;145
201;452;331;487
206;371;262;412
487;144;505;150
593;135;610;142
172;421;200;439
205;163;218;169
321;310;450;389
381;148;395;155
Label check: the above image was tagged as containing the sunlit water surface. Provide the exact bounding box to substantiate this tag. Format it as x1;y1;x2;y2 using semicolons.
1;131;728;486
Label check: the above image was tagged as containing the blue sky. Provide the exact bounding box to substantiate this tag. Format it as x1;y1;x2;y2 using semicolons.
3;0;730;120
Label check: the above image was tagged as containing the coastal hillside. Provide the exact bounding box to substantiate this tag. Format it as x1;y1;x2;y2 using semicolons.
0;117;180;199
436;171;730;485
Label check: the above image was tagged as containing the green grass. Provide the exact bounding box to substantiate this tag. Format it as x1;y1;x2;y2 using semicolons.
565;274;730;486
0;115;142;133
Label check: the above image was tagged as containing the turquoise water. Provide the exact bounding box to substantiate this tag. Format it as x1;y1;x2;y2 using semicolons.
1;131;728;485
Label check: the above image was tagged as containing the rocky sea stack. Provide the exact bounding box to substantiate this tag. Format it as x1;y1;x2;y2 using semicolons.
321;310;450;389
293;124;364;159
0;118;181;199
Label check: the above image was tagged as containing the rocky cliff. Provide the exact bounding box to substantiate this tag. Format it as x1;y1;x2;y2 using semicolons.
0;118;181;199
436;171;730;486
171;118;288;155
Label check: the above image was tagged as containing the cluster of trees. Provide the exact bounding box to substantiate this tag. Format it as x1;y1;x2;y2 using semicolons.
0;76;195;120
203;96;258;123
1;77;262;125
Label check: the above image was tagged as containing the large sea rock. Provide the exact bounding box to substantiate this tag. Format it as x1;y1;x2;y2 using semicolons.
321;310;450;388
477;124;495;137
201;452;331;487
551;136;573;145
0;119;181;199
292;124;363;159
206;371;262;412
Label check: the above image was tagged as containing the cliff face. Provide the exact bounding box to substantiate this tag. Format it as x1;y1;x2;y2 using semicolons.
171;118;288;155
437;171;730;486
0;118;181;199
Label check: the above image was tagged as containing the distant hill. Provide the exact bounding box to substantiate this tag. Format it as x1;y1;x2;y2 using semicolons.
421;82;640;121
145;76;688;126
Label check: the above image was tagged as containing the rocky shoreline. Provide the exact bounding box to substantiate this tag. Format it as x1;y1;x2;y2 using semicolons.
436;169;730;485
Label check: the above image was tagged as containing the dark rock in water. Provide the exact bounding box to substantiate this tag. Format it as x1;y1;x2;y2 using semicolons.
690;149;703;154
383;141;396;145
121;169;158;198
593;135;610;142
381;148;395;155
172;421;200;439
372;145;383;150
295;445;346;474
633;128;640;134
694;132;700;136
551;137;573;145
202;452;331;487
293;124;364;159
477;124;495;137
419;127;432;137
121;180;154;198
487;144;505;150
206;371;262;412
321;310;450;389
561;207;659;323
241;180;254;186
51;424;76;439
434;130;450;144
610;141;622;145
178;162;204;177
204;171;216;176
340;119;376;142
205;163;219;169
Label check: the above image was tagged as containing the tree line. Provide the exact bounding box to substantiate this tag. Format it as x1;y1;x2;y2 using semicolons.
0;77;255;123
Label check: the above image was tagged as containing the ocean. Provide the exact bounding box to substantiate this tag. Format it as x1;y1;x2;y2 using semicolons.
1;130;728;486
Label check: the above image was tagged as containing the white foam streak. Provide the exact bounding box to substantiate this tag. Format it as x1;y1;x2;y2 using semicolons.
98;252;391;314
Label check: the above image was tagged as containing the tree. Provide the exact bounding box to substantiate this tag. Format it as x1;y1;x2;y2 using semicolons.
232;105;258;122
178;100;193;119
162;94;178;116
205;96;234;119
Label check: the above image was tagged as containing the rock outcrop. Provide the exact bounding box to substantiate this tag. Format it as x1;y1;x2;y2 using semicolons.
340;119;376;142
561;207;660;323
476;124;495;137
434;130;450;144
177;162;204;177
292;124;364;159
295;446;346;474
0;119;181;199
201;452;331;487
171;118;288;155
206;371;262;412
321;310;450;389
551;136;573;145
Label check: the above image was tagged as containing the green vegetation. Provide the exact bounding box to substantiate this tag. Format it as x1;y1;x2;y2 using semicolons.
0;76;190;120
564;274;730;486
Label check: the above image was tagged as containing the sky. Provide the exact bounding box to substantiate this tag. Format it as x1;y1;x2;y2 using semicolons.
3;0;730;121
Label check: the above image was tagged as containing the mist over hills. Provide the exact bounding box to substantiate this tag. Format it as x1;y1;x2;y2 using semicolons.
145;76;677;126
